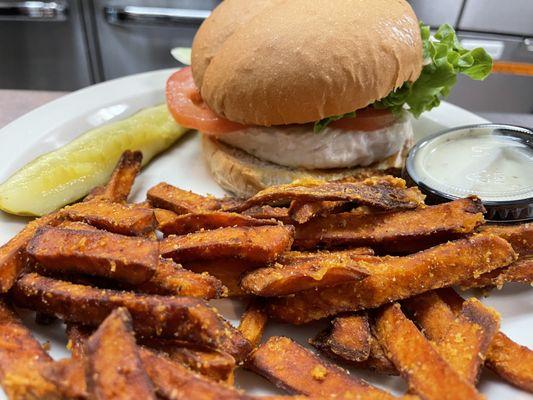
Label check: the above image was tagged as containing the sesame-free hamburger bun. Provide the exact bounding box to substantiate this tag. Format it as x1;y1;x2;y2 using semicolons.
192;0;423;126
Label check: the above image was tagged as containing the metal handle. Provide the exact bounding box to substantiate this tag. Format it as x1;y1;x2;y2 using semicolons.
0;1;67;21
524;38;533;52
104;6;210;25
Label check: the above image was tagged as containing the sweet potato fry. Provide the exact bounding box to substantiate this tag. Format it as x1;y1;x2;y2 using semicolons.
147;182;220;214
436;298;500;383
218;196;245;209
281;248;374;260
66;324;90;359
413;289;533;392
56;220;100;231
139;347;253;400
486;332;533;393
153;207;180;229
360;333;398;375
311;314;371;363
27;227;158;285
459;256;533;289
289;200;349;224
374;303;482;400
310;313;398;375
242;205;292;224
135;258;225;299
85;150;142;203
267;234;516;323
0;300;60;399
226;178;424;212
293;197;485;252
158;211;278;236
170;346;235;384
249;336;397;399
0;212;62;292
405;293;500;383
285;175;397;225
57;220;154;246
86;308;156;400
460;222;533;289
61;201;156;236
40;358;87;400
145;340;236;383
434;287;464;313
238;300;268;349
402;291;457;342
241;250;371;296
161;225;294;264
489;256;533;286
12;273;251;361
185;259;258;297
338;171;402;183
478;222;533;256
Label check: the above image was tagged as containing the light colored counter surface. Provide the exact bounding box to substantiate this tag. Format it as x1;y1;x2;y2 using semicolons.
0;90;66;129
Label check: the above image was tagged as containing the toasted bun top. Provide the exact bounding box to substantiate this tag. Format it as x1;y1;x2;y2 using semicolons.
192;0;423;126
191;0;285;90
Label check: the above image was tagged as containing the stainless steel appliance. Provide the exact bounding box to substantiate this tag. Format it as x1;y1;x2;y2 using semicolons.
92;0;219;80
408;0;463;26
0;0;94;90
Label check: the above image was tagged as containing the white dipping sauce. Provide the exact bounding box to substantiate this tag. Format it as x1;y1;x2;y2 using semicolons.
412;128;533;201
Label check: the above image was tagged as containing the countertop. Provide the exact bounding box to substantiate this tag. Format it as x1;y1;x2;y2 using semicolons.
1;89;532;129
0;90;67;129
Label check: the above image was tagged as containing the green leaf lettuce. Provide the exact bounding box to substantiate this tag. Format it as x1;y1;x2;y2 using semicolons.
374;22;493;117
314;22;493;132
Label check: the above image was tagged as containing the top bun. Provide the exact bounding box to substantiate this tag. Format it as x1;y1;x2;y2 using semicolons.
191;0;423;126
191;0;285;90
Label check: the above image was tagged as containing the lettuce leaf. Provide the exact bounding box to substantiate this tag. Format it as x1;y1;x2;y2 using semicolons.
374;22;493;117
314;22;493;132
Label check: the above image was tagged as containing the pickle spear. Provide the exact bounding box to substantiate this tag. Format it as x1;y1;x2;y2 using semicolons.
0;104;188;216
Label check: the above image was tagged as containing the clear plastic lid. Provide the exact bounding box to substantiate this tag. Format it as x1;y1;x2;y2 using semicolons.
406;124;533;221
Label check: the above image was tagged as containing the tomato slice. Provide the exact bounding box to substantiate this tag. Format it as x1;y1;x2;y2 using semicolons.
329;107;398;132
166;67;246;135
166;67;396;134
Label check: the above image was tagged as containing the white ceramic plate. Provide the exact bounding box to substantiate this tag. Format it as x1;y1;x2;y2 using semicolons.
0;69;531;400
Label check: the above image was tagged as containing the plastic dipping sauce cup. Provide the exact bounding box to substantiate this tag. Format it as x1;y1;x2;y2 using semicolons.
405;124;533;222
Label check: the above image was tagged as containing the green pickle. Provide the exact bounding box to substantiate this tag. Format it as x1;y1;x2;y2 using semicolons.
0;104;188;216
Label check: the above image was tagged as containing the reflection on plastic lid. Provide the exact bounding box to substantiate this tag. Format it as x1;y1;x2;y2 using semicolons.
406;124;533;222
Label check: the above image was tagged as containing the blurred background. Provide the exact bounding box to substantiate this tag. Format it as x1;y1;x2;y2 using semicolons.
1;0;532;117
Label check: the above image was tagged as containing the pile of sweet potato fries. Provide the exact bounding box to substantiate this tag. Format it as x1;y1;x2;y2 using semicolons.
0;150;531;399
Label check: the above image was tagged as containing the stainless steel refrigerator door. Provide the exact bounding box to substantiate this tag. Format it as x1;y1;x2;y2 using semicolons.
93;0;219;80
459;0;533;36
407;0;464;27
0;0;93;90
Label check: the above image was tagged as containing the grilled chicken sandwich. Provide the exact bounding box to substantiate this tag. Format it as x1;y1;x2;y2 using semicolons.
166;0;492;197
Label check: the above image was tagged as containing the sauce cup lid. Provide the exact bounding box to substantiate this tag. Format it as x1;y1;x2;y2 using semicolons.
405;124;533;222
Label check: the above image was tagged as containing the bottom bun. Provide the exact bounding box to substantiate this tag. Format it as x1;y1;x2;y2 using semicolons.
201;134;412;198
